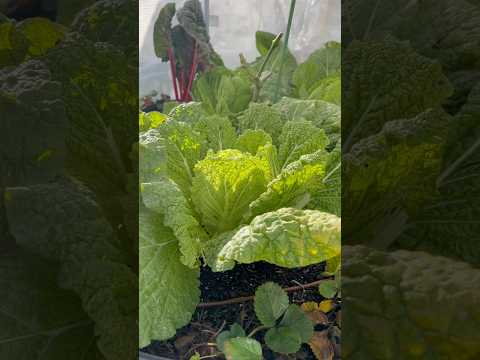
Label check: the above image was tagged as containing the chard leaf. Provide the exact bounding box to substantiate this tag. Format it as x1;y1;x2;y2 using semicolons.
176;0;223;66
191;149;270;234
139;207;199;347
215;208;340;269
308;75;341;105
153;3;176;60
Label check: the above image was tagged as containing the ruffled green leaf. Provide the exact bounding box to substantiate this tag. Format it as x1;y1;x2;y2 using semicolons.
142;180;207;268
278;120;329;169
139;207;199;347
237;103;285;144
215;208;341;269
160;120;206;196
235;129;273;156
191;149;270;234
193;115;237;152
249;150;329;218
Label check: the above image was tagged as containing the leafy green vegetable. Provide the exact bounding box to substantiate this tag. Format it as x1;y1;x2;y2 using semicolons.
292;41;341;99
139;207;199;346
214;208;340;270
139;30;341;349
191;149;269;234
152;3;176;60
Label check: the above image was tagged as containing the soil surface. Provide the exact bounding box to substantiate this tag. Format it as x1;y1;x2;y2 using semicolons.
143;261;340;359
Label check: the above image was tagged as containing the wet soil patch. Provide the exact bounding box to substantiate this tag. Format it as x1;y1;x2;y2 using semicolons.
143;261;339;359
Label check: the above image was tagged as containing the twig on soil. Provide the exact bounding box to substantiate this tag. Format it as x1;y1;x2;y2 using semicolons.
197;278;330;308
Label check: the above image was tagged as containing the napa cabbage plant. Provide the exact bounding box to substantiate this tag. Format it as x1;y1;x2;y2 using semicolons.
139;44;341;347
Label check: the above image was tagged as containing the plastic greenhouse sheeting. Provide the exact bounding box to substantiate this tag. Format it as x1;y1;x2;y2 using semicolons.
139;0;340;97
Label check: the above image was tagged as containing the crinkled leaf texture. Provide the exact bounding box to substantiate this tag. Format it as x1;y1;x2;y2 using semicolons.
191;149;270;234
342;245;480;359
139;207;199;347
213;208;340;271
142;180;207;268
5;178;137;360
249;150;329;219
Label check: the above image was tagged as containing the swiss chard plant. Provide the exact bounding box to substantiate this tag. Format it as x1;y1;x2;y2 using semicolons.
139;16;342;353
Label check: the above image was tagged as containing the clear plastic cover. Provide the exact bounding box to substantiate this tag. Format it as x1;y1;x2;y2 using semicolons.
139;0;340;96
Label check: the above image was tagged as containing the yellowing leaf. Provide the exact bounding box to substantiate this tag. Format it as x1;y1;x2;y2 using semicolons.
318;300;335;313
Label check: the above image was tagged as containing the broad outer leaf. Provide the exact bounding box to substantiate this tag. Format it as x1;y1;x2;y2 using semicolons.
139;207;199;347
254;282;289;327
223;337;263;360
215;208;340;269
5;178;137;360
343;108;451;244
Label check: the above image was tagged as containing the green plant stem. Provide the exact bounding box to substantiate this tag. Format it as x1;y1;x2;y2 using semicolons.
256;33;283;79
247;325;269;338
251;33;283;101
274;0;296;102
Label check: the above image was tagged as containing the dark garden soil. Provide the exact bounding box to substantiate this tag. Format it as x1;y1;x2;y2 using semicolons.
142;262;341;360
